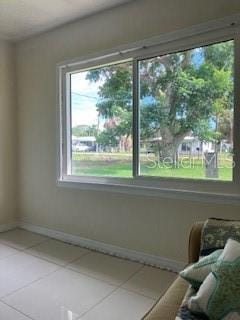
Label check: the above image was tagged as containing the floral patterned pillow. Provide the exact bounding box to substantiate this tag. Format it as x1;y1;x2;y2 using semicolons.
200;218;240;257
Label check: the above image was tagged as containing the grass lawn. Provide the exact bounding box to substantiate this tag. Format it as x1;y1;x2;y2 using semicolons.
72;152;233;181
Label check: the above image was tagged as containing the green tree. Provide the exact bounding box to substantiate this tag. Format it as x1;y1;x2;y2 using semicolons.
96;128;119;150
72;124;98;137
87;41;234;163
86;63;132;152
139;41;233;163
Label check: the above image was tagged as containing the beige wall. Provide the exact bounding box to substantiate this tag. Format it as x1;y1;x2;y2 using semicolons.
0;40;17;225
16;0;240;263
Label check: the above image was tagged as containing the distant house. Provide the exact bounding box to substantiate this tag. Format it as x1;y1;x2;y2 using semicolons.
178;136;232;155
72;135;231;155
72;136;97;152
72;135;132;153
178;136;214;155
150;136;231;156
72;136;96;147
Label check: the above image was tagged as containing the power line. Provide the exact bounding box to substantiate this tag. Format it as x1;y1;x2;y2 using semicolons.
72;92;98;100
71;91;131;103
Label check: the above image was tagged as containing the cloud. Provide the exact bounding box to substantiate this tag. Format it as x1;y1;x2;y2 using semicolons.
71;71;101;127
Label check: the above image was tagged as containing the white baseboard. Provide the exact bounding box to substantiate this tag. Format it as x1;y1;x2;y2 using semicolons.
19;222;185;272
0;221;185;272
0;221;18;233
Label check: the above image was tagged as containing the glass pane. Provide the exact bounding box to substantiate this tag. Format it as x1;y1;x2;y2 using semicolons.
139;40;234;181
70;61;133;177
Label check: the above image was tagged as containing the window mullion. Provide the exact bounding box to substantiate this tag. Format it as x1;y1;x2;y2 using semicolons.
65;73;72;175
133;59;140;177
60;68;69;177
233;35;240;184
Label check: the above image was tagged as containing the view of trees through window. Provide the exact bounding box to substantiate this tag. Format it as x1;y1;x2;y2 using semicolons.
71;61;133;177
70;40;234;180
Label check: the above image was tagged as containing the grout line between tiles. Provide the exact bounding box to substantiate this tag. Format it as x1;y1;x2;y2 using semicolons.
76;264;145;319
0;235;50;252
23;245;92;267
0;229;173;320
21;238;51;250
115;265;163;300
0;263;64;300
119;272;178;300
0;300;35;320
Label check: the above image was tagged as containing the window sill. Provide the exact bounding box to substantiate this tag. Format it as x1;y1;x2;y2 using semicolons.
57;175;240;205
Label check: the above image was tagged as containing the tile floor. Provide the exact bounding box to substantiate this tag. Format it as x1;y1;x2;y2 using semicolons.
0;228;176;320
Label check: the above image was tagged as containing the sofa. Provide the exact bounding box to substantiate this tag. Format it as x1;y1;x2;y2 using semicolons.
142;221;204;320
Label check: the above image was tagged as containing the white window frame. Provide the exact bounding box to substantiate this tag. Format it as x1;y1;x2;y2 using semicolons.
57;15;240;204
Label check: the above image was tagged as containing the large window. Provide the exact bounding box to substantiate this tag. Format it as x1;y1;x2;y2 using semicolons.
58;24;240;199
70;61;133;177
139;41;234;181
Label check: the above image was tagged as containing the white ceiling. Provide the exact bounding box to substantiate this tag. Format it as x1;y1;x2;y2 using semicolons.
0;0;133;42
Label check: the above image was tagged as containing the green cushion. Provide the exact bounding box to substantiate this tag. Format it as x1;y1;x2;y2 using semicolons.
180;249;222;288
200;218;240;256
188;238;240;320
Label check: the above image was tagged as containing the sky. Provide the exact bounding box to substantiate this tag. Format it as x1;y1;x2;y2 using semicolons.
71;71;101;127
